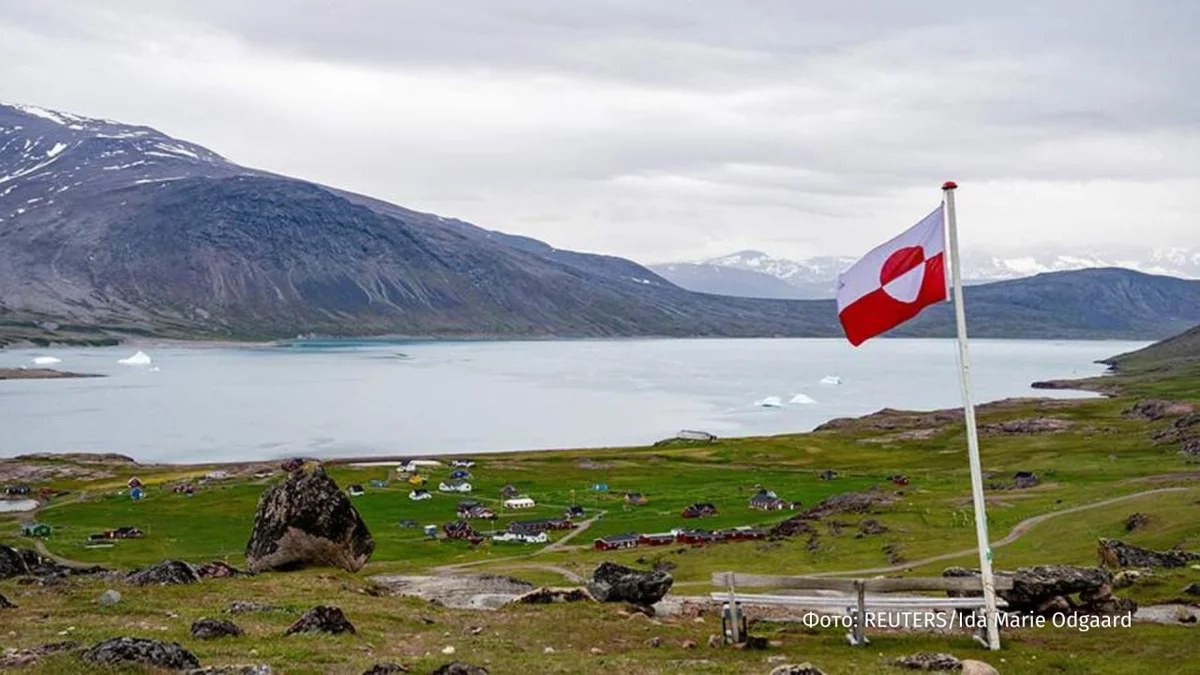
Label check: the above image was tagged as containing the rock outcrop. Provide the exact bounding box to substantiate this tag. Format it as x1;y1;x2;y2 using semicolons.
245;465;374;573
285;605;356;635
126;560;200;586
892;652;962;670
587;562;673;606
196;561;246;578
431;663;489;675
512;587;595;604
362;664;409;674
770;665;828;675
944;565;1136;616
81;637;201;670
1124;400;1196;421
0;593;15;609
1098;539;1200;568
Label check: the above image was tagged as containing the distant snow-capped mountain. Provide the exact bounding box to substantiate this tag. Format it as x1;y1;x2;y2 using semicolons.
650;247;1200;299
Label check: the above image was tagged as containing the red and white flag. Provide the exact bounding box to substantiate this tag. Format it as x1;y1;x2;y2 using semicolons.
836;206;947;346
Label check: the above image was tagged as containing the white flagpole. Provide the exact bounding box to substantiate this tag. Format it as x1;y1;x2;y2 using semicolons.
942;181;1001;650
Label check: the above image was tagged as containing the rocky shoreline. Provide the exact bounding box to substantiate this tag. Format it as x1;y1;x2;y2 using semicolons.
0;367;104;381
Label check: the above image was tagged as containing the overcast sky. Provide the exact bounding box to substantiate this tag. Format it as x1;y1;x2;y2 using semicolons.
2;1;1197;262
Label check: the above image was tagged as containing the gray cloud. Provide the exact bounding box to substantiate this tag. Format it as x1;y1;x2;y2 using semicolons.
1;0;1197;262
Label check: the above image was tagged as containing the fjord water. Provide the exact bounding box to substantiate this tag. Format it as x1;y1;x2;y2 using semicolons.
0;338;1143;463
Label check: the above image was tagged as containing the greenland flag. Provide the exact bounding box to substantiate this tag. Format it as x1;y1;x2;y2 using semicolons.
836;206;948;346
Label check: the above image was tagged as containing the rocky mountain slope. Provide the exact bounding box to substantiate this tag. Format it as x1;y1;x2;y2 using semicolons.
2;102;1200;343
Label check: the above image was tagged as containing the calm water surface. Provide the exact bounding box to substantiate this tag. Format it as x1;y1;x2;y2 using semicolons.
0;338;1143;463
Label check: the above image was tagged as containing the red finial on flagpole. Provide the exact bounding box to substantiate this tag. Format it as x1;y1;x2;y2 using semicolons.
942;181;958;190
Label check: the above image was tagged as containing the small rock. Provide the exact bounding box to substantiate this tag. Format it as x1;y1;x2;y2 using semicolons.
707;634;722;648
770;664;827;675
1113;570;1142;589
892;652;963;670
1175;606;1198;624
1124;513;1151;532
285;606;356;635
645;637;661;648
543;647;555;654
589;647;603;655
191;618;244;639
960;662;999;675
469;626;483;636
81;637;201;670
196;561;246;578
0;593;16;609
226;600;284;614
361;664;409;675
431;663;489;675
442;646;456;655
681;640;697;649
1183;582;1200;596
692;616;705;623
97;590;122;606
1035;595;1072;616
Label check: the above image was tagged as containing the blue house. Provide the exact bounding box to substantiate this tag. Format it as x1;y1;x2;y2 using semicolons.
591;483;609;492
449;470;472;480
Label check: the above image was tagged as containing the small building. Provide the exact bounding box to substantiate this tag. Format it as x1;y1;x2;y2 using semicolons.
509;518;572;534
92;526;144;541
439;479;473;493
449;469;472;480
205;470;230;481
443;520;477;540
564;505;585;519
398;519;420;528
676;529;718;545
402;460;443;473
725;526;768;541
126;477;142;490
3;485;31;496
500;484;521;498
458;503;497;520
818;470;839;481
1013;471;1040;489
409;489;432;501
520;531;548;544
21;522;53;537
347;484;365;497
423;525;439;538
368;479;389;488
594;533;640;551
682;502;718;518
253;469;274;479
408;474;428;486
888;474;910;486
451;459;476;468
503;496;536;509
591;483;609;493
172;483;195;495
624;492;648;506
639;533;675;547
749;489;795;511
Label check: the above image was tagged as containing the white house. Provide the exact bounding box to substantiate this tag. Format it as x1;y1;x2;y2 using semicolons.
451;459;476;468
520;531;548;544
439;480;473;493
492;531;548;544
401;459;443;473
408;489;432;501
503;496;536;509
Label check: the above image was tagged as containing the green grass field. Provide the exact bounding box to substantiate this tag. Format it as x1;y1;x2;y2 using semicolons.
2;345;1199;673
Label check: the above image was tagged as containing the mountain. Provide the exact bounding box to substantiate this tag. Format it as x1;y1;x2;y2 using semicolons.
645;262;813;299
3;102;1200;345
654;248;1200;299
1102;323;1200;371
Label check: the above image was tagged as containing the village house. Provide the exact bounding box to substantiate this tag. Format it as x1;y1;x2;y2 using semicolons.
398;519;420;528
451;459;476;468
90;526;144;541
126;477;142;490
171;483;195;495
748;489;795;511
408;474;428;486
347;484;365;497
676;529;721;545
499;484;520;498
205;470;230;481
3;484;31;496
818;470;840;480
724;526;768;541
564;505;585;519
20;522;52;537
593;533;640;551
638;532;675;547
492;531;548;544
503;496;536;509
368;479;389;489
402;460;443;473
443;520;477;539
409;489;432;501
439;479;473;493
1014;471;1040;489
624;492;649;506
449;469;472;480
889;474;910;486
458;501;497;519
682;502;719;518
591;483;609;492
508;518;572;534
253;469;274;480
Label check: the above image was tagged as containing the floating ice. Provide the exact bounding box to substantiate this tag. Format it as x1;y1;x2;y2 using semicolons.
148;366;161;372
31;356;61;366
820;375;842;385
118;351;152;366
755;396;783;408
790;393;816;404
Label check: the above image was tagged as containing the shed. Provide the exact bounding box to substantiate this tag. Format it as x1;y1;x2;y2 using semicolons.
503;496;536;509
624;492;648;506
639;533;675;546
409;489;432;501
347;484;365;497
564;505;585;519
500;484;521;498
439;480;473;493
818;470;839;481
20;522;53;537
682;502;718;518
591;483;609;492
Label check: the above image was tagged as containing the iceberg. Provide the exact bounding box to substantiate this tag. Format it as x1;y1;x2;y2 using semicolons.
31;356;61;366
820;375;842;386
118;351;152;366
755;396;784;408
790;393;816;404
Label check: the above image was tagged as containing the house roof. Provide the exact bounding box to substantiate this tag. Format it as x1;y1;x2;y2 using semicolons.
600;533;641;543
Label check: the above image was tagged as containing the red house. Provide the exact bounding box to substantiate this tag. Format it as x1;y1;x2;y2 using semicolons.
638;533;675;547
594;533;640;551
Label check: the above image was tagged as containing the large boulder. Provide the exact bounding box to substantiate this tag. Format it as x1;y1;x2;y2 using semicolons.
0;546;39;579
944;565;1135;616
587;562;673;606
892;652;962;670
770;665;827;675
127;560;200;586
81;637;201;670
245;465;374;573
431;663;488;675
1098;539;1200;568
191;618;244;639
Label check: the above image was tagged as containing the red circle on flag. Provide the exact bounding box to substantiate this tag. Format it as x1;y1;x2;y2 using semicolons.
879;246;926;286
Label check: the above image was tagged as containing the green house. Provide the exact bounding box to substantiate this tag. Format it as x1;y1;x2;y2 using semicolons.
20;522;52;537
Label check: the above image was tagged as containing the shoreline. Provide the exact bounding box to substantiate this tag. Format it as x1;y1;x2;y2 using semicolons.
0;367;104;381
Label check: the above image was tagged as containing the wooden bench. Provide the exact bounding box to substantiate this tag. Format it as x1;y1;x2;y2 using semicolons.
712;572;1013;647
